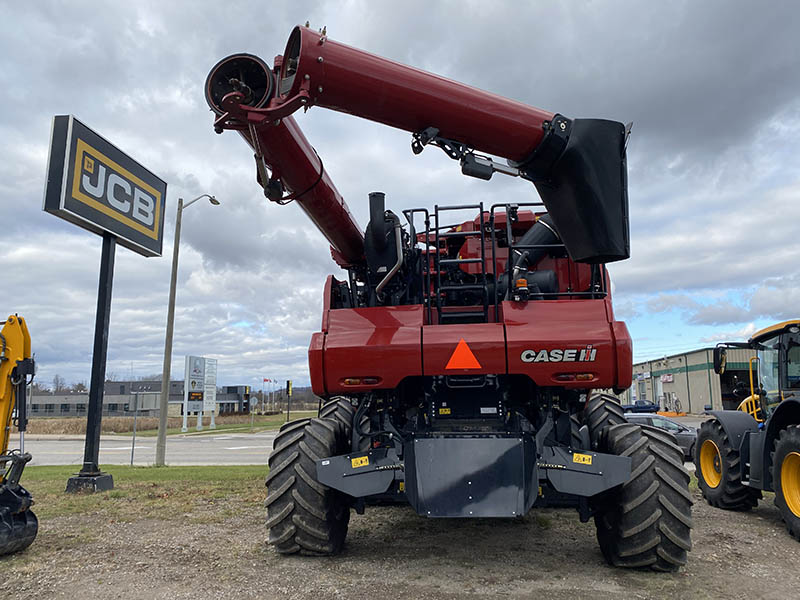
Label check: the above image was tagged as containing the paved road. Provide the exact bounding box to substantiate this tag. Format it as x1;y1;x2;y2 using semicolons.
21;414;712;467
23;431;278;466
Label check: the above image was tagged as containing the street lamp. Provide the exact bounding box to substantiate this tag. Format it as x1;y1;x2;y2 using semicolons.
155;194;219;466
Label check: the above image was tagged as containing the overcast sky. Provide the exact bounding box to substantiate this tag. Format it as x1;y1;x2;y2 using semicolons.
2;1;799;390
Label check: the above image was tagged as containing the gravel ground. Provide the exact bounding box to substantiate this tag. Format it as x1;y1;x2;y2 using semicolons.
4;485;800;599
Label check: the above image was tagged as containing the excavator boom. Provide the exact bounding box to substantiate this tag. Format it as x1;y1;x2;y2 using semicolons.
0;314;38;555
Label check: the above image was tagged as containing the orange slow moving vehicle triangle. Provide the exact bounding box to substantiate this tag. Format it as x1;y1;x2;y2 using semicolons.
446;338;482;370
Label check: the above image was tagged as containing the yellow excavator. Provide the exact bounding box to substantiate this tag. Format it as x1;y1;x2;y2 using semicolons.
0;314;38;555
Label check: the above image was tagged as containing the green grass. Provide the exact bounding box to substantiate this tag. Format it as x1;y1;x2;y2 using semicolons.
125;411;317;437
22;465;268;521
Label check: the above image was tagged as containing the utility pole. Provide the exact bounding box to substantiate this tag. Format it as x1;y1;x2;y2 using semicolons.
156;194;219;465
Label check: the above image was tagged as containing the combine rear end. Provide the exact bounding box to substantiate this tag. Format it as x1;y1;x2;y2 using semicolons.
207;25;692;570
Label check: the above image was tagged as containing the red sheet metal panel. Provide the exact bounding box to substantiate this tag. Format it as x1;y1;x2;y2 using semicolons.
612;321;633;389
308;332;326;396
504;300;620;389
422;323;507;376
323;306;423;393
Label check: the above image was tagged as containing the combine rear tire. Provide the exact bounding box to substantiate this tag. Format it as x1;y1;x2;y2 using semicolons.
319;397;369;452
0;507;38;556
278;417;311;433
772;425;800;540
594;423;693;571
319;397;356;431
695;418;760;510
585;393;626;448
265;417;350;555
570;413;584;450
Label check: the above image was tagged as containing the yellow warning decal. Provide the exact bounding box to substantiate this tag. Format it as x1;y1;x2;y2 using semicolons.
439;407;452;415
351;456;369;468
573;453;593;465
399;481;405;492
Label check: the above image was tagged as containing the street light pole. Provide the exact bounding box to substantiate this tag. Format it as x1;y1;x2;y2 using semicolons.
155;194;219;466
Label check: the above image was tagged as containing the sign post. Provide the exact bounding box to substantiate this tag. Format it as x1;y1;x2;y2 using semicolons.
43;116;166;493
286;379;293;422
204;358;217;430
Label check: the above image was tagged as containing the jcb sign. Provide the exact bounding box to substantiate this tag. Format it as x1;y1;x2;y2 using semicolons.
43;115;166;257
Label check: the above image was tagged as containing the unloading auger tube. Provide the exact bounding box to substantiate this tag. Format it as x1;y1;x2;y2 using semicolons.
205;25;630;267
0;315;38;556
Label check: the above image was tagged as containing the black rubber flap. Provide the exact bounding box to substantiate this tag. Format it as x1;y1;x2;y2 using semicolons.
404;436;537;517
533;119;629;264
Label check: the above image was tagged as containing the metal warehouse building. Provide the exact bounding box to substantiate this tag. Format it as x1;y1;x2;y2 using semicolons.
617;347;756;414
29;380;252;418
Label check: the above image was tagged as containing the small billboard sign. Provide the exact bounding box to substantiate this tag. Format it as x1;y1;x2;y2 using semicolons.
43;115;167;257
185;356;204;412
204;358;218;411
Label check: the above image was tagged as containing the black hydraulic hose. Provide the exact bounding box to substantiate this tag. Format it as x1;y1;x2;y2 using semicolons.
375;212;404;296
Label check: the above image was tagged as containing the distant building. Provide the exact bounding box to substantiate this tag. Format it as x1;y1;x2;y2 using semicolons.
28;380;252;418
617;347;756;413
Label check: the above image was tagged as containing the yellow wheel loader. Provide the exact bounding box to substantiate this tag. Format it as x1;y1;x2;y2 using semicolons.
699;320;800;540
0;315;37;555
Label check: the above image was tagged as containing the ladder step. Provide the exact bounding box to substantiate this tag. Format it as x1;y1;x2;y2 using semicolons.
439;230;481;238
439;285;485;291
436;203;482;211
439;258;482;265
440;312;487;321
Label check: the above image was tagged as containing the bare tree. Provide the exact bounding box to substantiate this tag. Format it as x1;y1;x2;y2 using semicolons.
30;382;48;394
52;374;66;392
71;381;88;392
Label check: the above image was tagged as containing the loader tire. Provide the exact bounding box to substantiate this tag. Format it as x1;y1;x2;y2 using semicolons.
594;423;693;571
319;397;369;452
585;393;626;448
265;417;350;555
695;418;760;510
0;507;38;556
771;425;800;540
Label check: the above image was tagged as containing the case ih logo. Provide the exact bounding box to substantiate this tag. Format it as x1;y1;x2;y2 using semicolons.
520;345;597;363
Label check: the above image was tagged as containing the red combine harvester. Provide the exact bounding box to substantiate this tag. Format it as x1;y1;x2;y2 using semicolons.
206;25;692;570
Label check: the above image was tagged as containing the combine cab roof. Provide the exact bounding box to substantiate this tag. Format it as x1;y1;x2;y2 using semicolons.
749;319;800;345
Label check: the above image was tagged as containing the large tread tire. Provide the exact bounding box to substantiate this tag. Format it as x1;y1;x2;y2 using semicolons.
0;507;38;556
319;397;356;431
278;418;311;433
319;397;369;452
594;423;693;571
585;393;626;448
771;425;800;540
265;417;350;555
695;418;760;510
570;413;584;450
